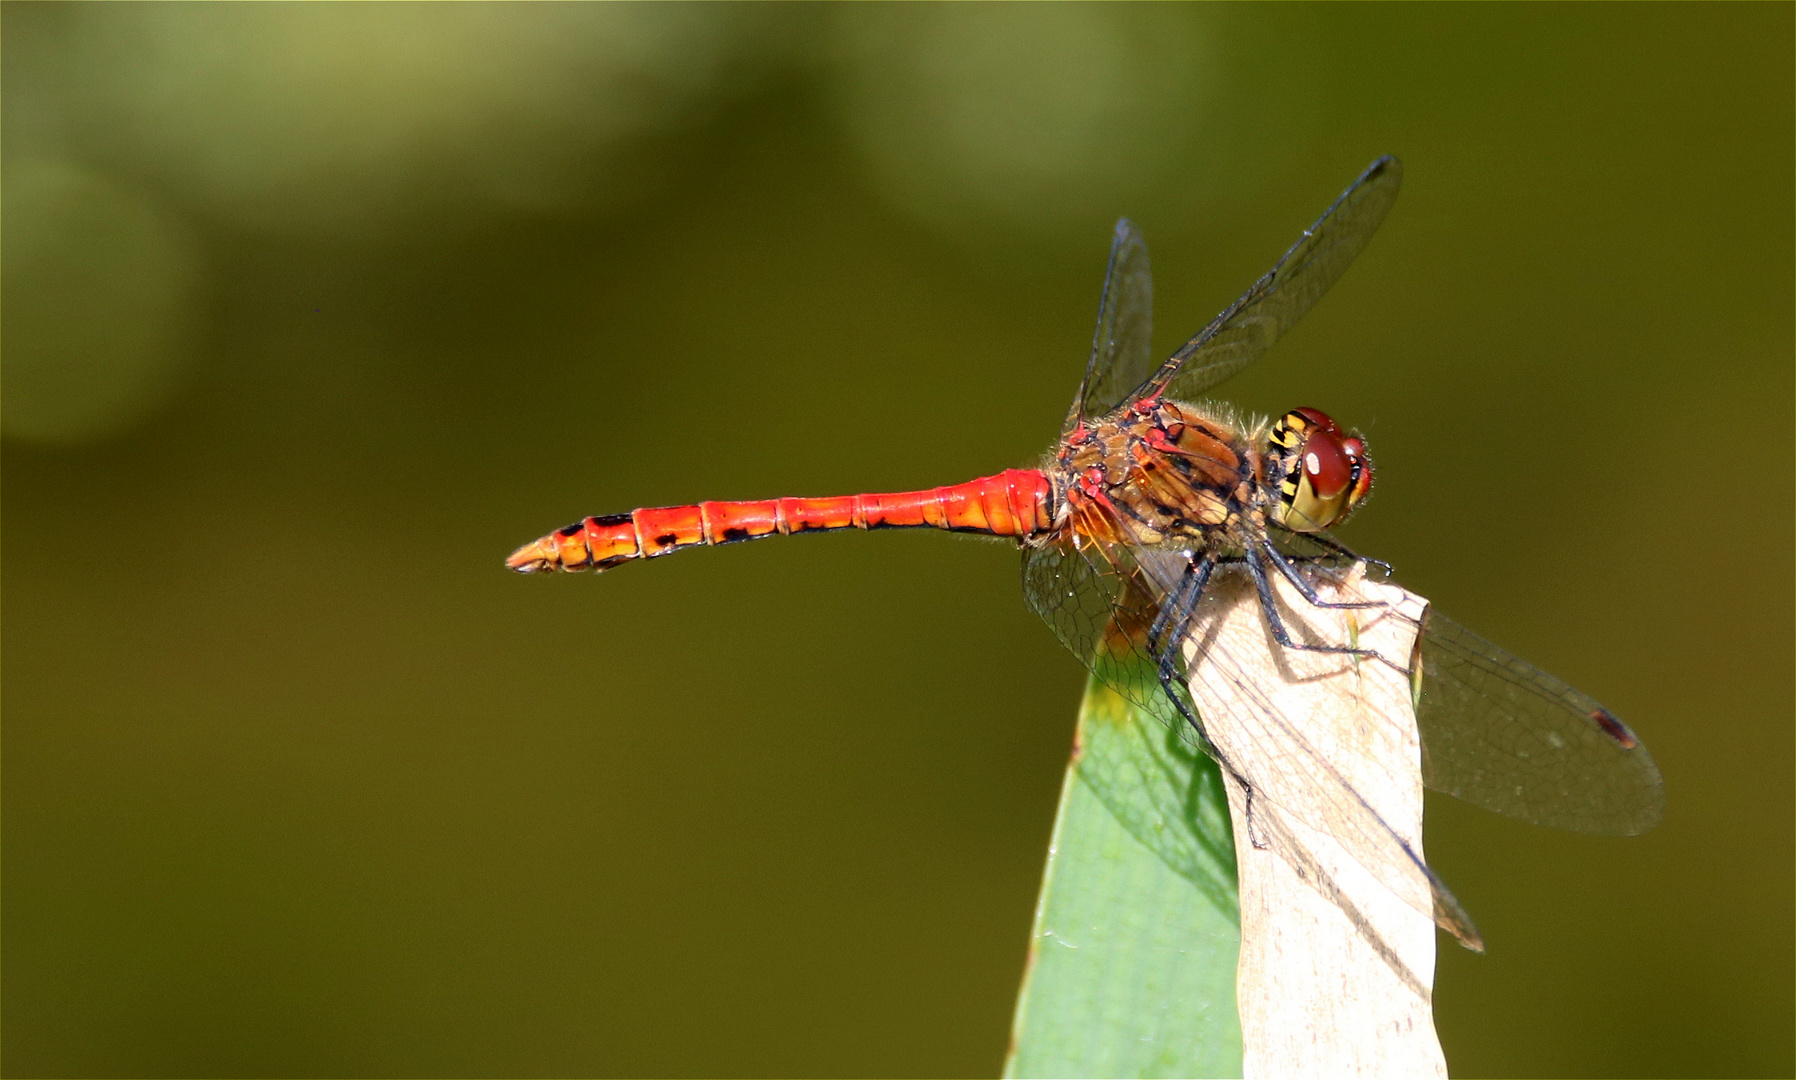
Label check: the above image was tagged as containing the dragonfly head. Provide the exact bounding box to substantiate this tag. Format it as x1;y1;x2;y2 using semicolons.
1266;407;1373;532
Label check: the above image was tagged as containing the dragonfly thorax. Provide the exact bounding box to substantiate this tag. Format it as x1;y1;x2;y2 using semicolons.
1051;398;1262;551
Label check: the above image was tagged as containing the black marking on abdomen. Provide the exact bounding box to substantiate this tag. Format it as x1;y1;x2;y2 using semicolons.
720;527;751;543
654;533;679;546
557;522;586;537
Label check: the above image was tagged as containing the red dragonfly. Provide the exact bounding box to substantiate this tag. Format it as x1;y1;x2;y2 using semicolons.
508;157;1664;949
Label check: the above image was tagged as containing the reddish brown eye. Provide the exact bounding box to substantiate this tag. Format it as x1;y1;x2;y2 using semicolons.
1272;406;1370;532
1292;406;1338;433
1302;429;1354;499
1341;436;1374;505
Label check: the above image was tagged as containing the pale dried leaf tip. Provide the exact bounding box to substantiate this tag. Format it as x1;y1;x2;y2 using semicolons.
1186;564;1446;1079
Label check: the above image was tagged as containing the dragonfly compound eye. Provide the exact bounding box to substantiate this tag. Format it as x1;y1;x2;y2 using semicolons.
1269;408;1372;532
1340;435;1374;513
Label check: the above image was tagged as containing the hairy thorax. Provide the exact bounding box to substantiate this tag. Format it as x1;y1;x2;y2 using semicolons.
1049;398;1271;552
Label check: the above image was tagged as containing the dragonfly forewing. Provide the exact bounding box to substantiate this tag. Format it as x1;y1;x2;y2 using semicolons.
1136;156;1403;406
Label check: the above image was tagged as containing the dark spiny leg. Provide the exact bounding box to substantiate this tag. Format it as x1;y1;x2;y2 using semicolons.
1246;546;1401;669
1215;548;1369;574
1147;554;1215;657
1145;555;1218;749
1149;553;1272;854
1269;525;1394;577
1261;539;1385;611
1150;556;1215;705
1240;777;1269;849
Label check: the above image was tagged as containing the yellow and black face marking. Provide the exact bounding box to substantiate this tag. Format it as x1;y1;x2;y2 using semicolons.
1266;407;1373;532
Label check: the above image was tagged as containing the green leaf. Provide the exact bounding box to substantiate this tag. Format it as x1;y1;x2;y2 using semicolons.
1005;669;1243;1079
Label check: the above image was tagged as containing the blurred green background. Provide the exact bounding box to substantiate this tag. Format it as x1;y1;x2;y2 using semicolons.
4;4;1790;1077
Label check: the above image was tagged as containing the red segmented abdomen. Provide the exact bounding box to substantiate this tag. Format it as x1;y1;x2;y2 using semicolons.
506;468;1055;573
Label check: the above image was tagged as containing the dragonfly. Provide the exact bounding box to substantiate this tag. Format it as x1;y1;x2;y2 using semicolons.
508;156;1664;951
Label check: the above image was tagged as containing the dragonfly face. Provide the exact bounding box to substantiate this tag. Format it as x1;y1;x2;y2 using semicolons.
1265;407;1374;534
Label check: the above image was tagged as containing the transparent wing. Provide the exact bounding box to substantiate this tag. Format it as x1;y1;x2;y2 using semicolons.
1064;219;1155;433
1149;555;1482;949
1022;538;1191;734
1023;537;1482;949
1135;156;1403;405
1415;613;1665;835
1269;530;1666;835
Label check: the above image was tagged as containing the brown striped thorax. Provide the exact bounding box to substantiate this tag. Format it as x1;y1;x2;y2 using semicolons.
1045;397;1373;553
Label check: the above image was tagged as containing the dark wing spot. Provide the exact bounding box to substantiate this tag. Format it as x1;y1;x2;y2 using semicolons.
1590;708;1639;749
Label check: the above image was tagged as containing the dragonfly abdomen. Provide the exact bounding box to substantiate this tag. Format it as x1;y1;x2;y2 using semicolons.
507;468;1055;573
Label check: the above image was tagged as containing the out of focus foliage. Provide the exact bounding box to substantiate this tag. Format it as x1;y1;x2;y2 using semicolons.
4;5;1790;1077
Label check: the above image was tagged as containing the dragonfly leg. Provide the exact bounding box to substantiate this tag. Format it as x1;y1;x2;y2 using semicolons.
1269;525;1395;577
1245;546;1402;669
1149;554;1217;703
1145;555;1226;753
1147;552;1274;852
1147;553;1216;657
1261;538;1385;610
1240;777;1269;850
